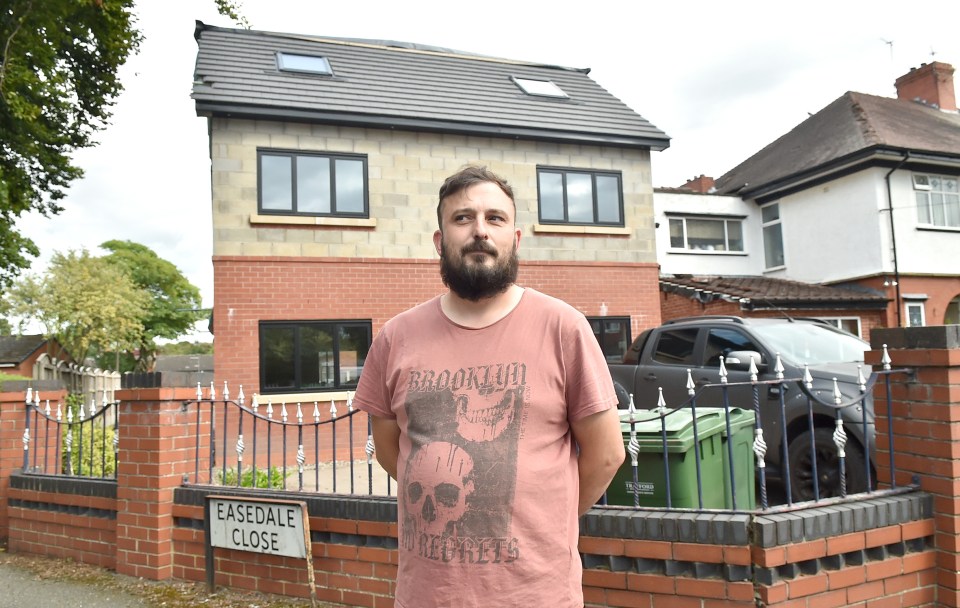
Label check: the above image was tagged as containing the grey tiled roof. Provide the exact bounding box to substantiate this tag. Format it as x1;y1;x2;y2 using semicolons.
192;22;670;149
0;335;46;365
715;91;960;197
660;276;888;308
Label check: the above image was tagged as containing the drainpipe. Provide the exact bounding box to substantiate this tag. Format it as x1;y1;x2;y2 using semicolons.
884;154;909;327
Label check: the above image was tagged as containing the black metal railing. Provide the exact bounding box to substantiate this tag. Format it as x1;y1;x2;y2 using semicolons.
20;387;118;479
608;345;913;511
18;345;917;513
184;383;394;497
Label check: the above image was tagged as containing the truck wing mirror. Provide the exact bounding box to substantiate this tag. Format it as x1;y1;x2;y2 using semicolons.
725;350;765;371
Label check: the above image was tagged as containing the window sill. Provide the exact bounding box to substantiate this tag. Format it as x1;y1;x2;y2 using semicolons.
532;224;631;236
916;224;960;233
250;213;377;228
254;390;356;406
666;249;747;256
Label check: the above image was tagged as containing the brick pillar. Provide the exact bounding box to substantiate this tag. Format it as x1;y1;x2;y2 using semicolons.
114;387;201;580
0;391;25;544
0;388;67;544
871;325;960;606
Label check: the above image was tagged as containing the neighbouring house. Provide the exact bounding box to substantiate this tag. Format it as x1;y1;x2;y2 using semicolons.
711;61;960;330
652;185;888;337
0;335;65;380
0;335;118;397
192;22;670;402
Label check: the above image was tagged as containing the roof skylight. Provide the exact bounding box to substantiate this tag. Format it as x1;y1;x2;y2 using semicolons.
512;77;568;99
277;52;333;75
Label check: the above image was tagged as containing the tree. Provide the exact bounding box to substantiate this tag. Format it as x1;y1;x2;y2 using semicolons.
5;249;149;365
0;0;248;289
100;239;205;369
0;0;140;289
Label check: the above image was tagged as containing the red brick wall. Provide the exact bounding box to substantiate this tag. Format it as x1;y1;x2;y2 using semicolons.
213;256;661;394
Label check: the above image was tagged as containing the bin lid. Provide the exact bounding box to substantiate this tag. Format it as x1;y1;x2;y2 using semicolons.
718;407;756;436
619;408;727;452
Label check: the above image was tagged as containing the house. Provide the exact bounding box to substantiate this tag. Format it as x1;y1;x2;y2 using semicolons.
652;184;888;338
711;61;960;330
192;22;670;401
0;335;63;380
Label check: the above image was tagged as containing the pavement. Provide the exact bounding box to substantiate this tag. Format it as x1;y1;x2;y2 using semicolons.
0;557;146;608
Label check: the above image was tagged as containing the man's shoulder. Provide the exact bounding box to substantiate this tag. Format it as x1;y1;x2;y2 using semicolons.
382;296;442;333
520;288;585;320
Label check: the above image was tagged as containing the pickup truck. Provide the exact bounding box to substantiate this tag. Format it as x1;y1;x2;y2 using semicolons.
608;315;875;502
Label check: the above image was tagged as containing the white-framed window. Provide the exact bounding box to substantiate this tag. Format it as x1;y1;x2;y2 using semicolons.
819;317;862;338
761;203;785;269
277;52;332;75
537;167;624;226
258;150;368;217
512;76;568;98
905;301;926;327
667;216;744;252
914;173;960;228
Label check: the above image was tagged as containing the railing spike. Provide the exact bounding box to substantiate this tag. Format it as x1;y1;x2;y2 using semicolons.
347;391;354;412
881;344;892;371
774;353;785;380
656;387;667;416
281;402;288;422
266;401;274;419
857;365;867;393
685;369;695;396
832;377;842;406
196;382;203;401
209;381;216;401
25;387;32;405
56;402;62;422
296;403;303;424
313;402;320;422
252;393;259;412
330;400;338;419
238;385;245;406
748;355;759;382
223;381;230;402
44;400;51;416
719;357;728;384
627;393;636;417
803;364;813;389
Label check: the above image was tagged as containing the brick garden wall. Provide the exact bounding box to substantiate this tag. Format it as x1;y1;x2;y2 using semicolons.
3;325;959;606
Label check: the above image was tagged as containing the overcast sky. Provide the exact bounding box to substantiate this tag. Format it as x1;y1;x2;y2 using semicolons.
16;0;960;340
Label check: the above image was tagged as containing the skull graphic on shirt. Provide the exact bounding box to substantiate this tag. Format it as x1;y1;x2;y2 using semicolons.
403;441;475;537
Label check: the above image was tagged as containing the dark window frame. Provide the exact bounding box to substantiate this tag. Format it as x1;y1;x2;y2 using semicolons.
536;166;625;227
588;316;632;363
259;320;372;394
257;149;369;218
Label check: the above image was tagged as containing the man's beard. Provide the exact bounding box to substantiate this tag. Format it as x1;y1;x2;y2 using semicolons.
439;239;519;302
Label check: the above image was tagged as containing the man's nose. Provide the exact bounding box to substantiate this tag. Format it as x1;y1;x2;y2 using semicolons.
471;218;490;239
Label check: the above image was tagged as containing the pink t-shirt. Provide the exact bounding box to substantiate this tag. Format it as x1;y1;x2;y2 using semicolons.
353;288;616;608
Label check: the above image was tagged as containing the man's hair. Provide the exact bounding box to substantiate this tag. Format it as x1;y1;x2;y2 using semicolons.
436;165;516;229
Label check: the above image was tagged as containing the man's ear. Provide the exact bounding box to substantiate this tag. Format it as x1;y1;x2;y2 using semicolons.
433;230;443;256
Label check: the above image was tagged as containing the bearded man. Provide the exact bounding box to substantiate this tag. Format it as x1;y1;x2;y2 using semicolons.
353;165;624;608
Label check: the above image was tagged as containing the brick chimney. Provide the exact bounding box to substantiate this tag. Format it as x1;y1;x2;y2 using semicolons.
894;61;956;111
680;175;716;194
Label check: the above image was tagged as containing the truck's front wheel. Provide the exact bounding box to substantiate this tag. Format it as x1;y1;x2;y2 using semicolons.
787;427;868;502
